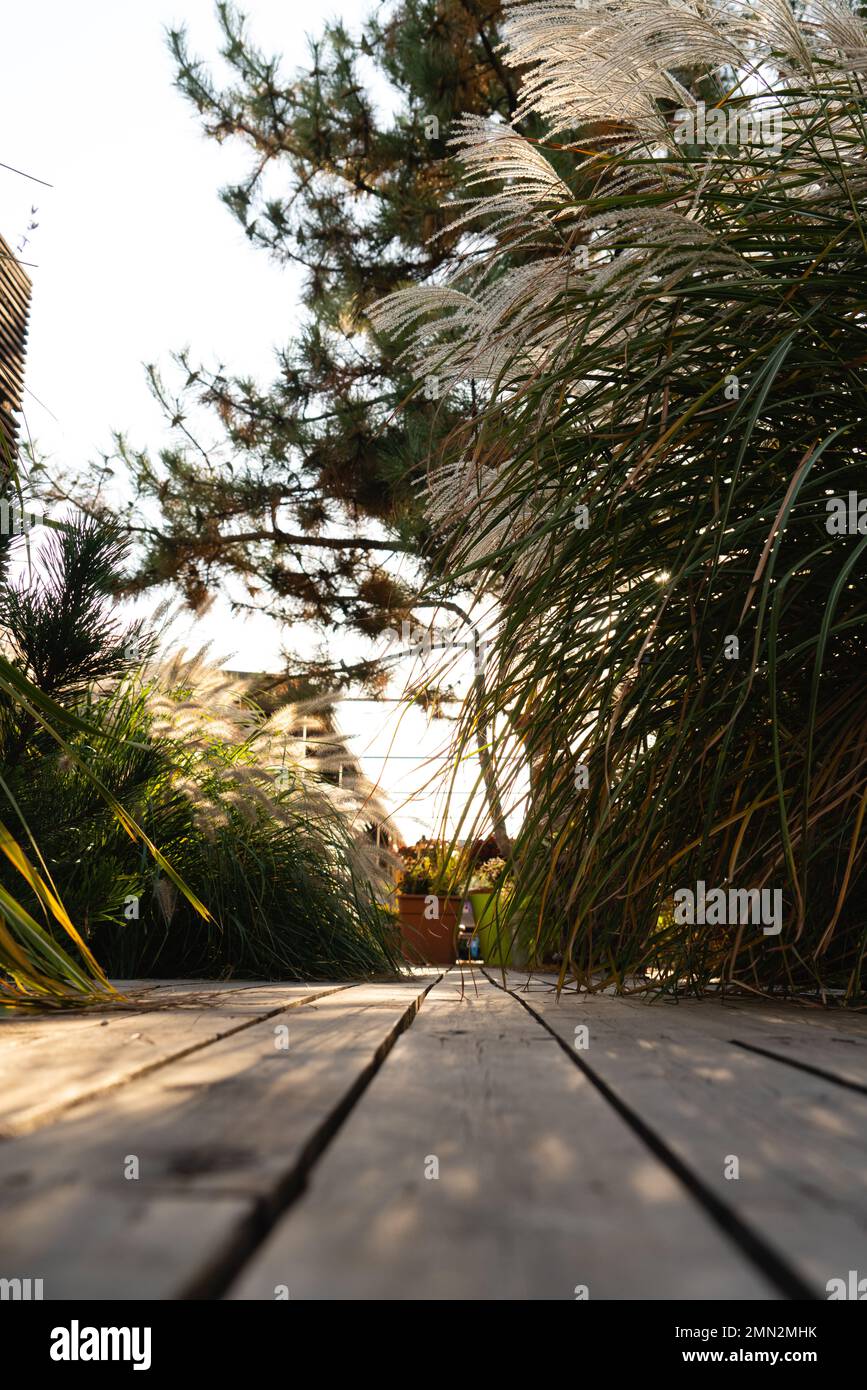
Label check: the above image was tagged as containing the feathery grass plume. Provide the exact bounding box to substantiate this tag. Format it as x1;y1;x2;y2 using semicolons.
0;518;203;1009
373;0;867;1000
81;654;403;981
0;519;401;1002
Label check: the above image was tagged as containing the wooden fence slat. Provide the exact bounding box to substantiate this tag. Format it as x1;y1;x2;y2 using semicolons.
0;230;30;458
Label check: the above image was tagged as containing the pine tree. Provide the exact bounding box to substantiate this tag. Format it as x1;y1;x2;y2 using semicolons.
60;0;518;686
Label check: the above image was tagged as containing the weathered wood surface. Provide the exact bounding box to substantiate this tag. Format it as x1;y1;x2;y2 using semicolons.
0;983;348;1136
503;973;867;1088
228;972;775;1300
0;977;438;1298
1;967;865;1300
496;973;867;1297
0;230;31;459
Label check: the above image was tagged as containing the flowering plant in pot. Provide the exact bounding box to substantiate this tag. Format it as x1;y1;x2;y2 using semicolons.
396;840;465;965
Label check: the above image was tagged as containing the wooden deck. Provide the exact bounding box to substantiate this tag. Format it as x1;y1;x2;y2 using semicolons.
1;968;865;1300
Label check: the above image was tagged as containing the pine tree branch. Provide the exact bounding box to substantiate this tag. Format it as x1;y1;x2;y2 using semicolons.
220;528;412;553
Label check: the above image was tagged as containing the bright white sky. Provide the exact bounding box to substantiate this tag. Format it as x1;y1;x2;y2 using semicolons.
0;0;513;841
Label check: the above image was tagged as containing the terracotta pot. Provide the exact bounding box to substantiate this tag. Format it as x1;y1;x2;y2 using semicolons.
397;893;461;965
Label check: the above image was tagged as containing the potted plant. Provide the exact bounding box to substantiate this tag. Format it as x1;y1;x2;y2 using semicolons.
468;858;517;965
396;841;464;965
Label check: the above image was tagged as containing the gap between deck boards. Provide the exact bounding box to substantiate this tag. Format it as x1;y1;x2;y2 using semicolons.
0;973;444;1299
728;1039;867;1096
480;973;867;1295
0;983;352;1138
5;968;861;1299
191;970;445;1298
226;968;778;1299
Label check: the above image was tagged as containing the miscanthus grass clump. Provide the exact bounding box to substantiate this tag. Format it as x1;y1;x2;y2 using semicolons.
0;515;399;1005
373;0;867;1001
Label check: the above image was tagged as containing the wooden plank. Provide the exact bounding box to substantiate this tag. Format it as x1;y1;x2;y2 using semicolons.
3;1185;256;1304
498;974;867;1297
228;972;776;1300
647;998;867;1090
0;231;30;457
506;976;867;1090
0;980;329;1043
0;983;348;1136
0;977;437;1298
723;997;867;1034
514;975;867;1032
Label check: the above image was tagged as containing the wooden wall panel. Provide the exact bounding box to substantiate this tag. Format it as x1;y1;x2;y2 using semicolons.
0;232;32;468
